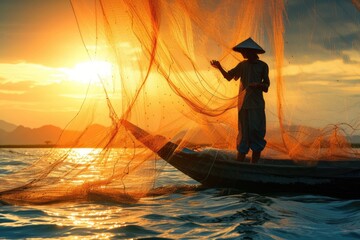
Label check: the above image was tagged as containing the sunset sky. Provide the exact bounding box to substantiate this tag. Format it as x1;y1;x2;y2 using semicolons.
0;0;93;128
0;0;359;129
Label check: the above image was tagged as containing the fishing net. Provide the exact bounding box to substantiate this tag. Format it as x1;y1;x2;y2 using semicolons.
0;0;359;204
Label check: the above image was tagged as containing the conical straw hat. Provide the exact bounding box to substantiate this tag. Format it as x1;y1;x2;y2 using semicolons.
232;37;265;54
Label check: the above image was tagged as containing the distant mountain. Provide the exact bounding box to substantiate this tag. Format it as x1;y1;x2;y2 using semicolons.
1;119;359;147
0;125;63;145
0;120;17;132
59;124;113;147
0;121;130;147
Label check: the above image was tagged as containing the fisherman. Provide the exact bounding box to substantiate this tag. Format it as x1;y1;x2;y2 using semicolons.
210;37;270;163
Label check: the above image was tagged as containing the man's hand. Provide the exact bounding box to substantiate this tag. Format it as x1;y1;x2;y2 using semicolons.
210;60;221;69
210;60;233;81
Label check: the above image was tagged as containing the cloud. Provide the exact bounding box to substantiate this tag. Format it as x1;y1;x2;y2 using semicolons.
0;82;76;103
284;0;360;64
280;58;359;81
0;80;35;94
0;62;66;85
0;62;105;114
342;54;360;64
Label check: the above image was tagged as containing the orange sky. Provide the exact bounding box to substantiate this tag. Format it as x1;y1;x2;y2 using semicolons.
0;1;98;128
0;0;359;130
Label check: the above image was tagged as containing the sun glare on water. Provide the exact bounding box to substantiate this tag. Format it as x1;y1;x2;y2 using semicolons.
66;60;113;84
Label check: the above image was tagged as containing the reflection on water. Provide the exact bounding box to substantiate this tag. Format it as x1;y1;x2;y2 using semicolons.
0;149;360;239
51;204;126;236
66;148;101;164
0;148;160;204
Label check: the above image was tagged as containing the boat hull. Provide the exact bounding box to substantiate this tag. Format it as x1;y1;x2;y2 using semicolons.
157;142;360;198
122;120;360;198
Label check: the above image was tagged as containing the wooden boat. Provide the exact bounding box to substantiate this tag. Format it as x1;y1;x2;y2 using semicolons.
122;120;360;198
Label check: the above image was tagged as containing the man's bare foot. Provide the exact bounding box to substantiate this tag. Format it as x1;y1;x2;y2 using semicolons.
251;151;261;163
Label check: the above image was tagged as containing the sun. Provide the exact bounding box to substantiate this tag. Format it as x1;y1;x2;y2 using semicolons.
65;60;113;84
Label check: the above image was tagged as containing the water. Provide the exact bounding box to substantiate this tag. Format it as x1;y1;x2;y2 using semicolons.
1;149;360;239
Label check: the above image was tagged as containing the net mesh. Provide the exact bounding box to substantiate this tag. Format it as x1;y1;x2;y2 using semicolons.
0;0;359;204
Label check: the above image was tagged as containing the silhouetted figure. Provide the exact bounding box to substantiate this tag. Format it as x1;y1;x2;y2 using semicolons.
211;37;270;163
